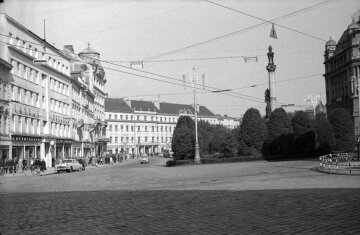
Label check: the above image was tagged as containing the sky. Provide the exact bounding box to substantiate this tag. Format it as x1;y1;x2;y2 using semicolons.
1;0;359;117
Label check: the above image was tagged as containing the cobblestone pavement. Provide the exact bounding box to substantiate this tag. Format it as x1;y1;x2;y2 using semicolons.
0;158;360;234
0;189;359;234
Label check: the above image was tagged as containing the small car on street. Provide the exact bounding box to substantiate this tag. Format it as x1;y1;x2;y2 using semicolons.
56;159;84;173
140;155;149;164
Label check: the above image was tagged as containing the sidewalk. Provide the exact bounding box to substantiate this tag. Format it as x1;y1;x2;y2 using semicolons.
0;159;139;178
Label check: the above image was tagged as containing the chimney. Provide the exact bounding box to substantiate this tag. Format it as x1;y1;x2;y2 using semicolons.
64;45;74;53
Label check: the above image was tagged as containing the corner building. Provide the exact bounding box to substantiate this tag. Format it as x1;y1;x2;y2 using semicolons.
0;14;108;166
324;11;360;135
0;14;73;167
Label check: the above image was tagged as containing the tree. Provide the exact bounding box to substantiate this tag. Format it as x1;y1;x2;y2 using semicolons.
266;108;294;156
171;116;195;160
237;108;267;156
291;111;315;154
328;108;354;152
315;112;336;153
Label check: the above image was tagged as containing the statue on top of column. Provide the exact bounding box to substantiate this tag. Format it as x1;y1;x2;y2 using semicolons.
267;45;274;64
266;45;276;72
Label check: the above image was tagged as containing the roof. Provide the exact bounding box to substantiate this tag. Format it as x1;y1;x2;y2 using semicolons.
79;44;100;55
159;102;195;115
158;102;216;116
199;106;216;116
325;37;336;46
131;100;159;112
105;98;133;113
348;21;360;30
104;98;216;116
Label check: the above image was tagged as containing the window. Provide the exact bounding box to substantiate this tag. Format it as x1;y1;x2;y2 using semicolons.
114;115;117;119
110;136;113;143
120;115;123;120
145;126;147;132
126;126;128;132
109;125;112;131
121;137;123;142
115;137;118;143
137;126;140;132
109;114;112;119
138;137;140;143
115;125;118;131
145;137;148;143
121;125;123;131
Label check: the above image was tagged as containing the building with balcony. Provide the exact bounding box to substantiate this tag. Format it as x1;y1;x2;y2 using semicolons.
0;14;108;166
324;10;360;135
105;98;239;155
62;44;108;159
0;13;73;167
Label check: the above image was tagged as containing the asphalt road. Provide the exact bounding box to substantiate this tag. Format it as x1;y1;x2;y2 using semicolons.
0;157;359;234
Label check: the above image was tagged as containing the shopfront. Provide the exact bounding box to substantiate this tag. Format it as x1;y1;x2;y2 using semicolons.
72;141;82;158
11;135;42;165
56;138;72;159
82;142;95;158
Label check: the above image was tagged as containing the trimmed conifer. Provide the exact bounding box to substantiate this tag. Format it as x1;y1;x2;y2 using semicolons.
237;108;267;156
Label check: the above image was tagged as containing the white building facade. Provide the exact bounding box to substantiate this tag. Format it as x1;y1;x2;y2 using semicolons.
105;98;239;155
0;14;108;166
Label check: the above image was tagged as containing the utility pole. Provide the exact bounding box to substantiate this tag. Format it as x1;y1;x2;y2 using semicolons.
183;67;205;164
305;94;321;149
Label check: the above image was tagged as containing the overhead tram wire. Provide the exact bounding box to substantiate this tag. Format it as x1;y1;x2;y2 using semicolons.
140;0;336;62
1;38;321;105
0;38;265;103
203;0;328;42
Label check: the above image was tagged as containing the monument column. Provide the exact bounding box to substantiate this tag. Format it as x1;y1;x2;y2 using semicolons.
266;45;277;112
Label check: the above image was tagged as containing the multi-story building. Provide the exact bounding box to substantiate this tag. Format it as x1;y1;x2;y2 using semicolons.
0;13;73;167
0;58;12;160
62;44;108;159
0;14;107;166
324;10;360;135
105;98;239;155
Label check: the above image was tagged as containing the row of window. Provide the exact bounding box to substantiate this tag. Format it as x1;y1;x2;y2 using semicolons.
108;114;178;123
11;59;40;85
9;33;70;76
108;124;173;133
11;85;43;109
109;136;172;144
12;115;41;135
50;98;70;115
50;122;71;138
49;77;70;96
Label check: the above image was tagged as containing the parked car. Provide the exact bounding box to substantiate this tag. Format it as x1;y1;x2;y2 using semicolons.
140;156;149;164
56;159;84;173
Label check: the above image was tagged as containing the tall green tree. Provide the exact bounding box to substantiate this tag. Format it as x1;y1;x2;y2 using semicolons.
328;108;354;152
291;111;315;154
237;108;267;156
171;116;195;160
266;108;294;156
315;112;336;153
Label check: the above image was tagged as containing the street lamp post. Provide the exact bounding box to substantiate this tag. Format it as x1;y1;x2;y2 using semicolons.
183;67;205;164
305;95;321;149
350;75;360;161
